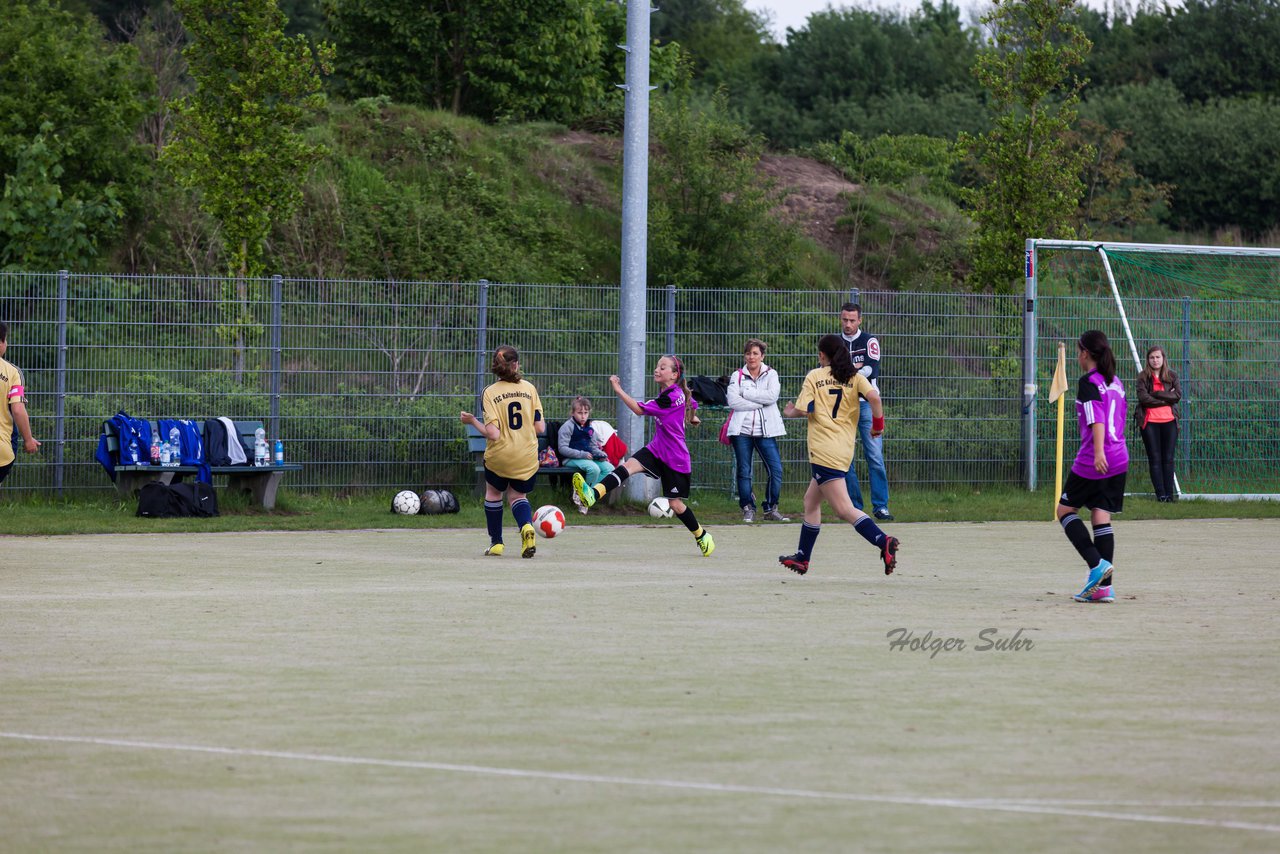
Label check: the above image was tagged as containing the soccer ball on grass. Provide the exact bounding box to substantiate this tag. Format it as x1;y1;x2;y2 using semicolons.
419;489;444;515
392;490;421;515
533;505;566;538
440;489;460;513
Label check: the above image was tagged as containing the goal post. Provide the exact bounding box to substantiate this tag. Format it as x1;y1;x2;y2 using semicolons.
1025;239;1280;501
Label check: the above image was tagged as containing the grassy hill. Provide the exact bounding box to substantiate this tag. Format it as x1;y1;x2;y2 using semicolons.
226;99;966;292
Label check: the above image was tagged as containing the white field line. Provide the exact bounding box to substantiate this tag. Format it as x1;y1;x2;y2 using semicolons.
0;572;898;601
2;732;1277;834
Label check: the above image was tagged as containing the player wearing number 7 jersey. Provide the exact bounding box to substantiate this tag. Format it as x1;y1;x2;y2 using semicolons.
1057;330;1129;603
777;334;899;577
460;345;544;559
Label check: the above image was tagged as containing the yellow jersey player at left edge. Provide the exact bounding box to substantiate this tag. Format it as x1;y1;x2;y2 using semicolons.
1;321;41;487
460;345;545;559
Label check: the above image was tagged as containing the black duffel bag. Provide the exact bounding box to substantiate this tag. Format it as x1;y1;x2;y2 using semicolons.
137;481;219;518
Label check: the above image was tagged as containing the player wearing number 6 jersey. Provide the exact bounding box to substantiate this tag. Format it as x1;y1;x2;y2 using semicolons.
460;345;544;559
1057;330;1129;603
778;334;899;577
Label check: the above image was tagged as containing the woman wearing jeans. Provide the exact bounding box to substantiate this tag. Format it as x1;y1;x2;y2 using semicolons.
726;338;788;522
1136;344;1182;501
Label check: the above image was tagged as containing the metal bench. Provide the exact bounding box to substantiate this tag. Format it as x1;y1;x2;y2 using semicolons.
102;419;302;510
465;419;616;504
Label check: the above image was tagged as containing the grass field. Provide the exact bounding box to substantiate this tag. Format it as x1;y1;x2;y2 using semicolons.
3;518;1278;852
5;484;1280;535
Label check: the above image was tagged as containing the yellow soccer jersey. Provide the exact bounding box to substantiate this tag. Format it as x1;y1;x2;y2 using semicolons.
794;366;873;471
1;356;24;467
481;378;543;481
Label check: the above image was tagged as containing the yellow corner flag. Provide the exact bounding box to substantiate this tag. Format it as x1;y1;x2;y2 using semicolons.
1049;342;1068;519
1049;341;1069;403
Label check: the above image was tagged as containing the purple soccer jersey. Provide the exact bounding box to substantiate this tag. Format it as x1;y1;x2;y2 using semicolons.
637;385;697;473
1072;370;1130;479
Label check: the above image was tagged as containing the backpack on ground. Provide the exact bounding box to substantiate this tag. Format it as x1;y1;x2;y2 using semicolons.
136;481;219;518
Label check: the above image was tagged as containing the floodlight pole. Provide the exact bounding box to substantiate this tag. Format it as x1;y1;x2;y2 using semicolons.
618;0;655;501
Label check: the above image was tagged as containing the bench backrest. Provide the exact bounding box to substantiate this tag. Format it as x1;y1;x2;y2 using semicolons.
466;420;561;455
102;419;266;462
228;421;265;460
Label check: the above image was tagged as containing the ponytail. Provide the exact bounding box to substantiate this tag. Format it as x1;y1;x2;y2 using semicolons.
1079;330;1116;384
491;345;522;383
664;354;698;426
818;334;856;384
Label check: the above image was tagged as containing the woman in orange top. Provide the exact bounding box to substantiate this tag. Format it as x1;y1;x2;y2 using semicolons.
1136;345;1182;502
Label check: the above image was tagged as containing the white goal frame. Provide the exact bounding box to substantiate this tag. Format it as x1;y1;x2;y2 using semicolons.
1024;238;1280;501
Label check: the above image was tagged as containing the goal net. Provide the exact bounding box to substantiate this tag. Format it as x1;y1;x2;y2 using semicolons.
1027;240;1280;500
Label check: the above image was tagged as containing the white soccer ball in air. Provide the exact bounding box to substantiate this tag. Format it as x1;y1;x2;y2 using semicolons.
648;497;673;518
392;490;421;515
533;505;566;538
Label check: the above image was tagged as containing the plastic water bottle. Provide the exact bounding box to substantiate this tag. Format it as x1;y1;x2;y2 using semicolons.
150;433;161;466
273;438;284;466
254;427;268;467
169;426;182;466
160;440;172;466
128;436;140;465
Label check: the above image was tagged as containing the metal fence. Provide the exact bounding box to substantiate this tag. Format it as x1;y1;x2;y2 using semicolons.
3;270;1276;497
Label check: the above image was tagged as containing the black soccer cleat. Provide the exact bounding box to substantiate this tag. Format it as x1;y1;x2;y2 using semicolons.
779;553;809;575
881;536;899;575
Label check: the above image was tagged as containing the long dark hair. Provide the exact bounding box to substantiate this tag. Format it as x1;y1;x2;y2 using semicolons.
491;345;522;382
1078;330;1117;384
818;334;856;385
661;354;697;425
1138;344;1172;386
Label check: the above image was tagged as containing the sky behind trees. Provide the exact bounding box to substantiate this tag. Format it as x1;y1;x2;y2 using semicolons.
745;0;1122;41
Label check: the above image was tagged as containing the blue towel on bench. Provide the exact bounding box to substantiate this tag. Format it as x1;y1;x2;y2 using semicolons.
95;411;154;482
158;418;211;484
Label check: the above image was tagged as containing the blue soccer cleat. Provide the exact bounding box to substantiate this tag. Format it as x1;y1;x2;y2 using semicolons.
1074;584;1114;603
1075;558;1112;600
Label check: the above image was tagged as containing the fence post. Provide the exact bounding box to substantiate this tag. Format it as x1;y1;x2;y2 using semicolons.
474;280;490;412
270;274;282;440
1023;241;1038;491
54;269;69;495
1182;295;1192;478
665;284;675;355
848;287;859;306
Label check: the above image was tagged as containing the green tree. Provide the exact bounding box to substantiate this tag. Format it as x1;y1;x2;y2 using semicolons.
965;0;1092;293
647;92;798;289
0;125;124;270
649;0;775;86
1162;0;1280;102
733;2;981;149
1068;118;1170;237
0;0;148;269
1082;80;1280;233
324;0;607;124
163;0;333;376
164;0;333;278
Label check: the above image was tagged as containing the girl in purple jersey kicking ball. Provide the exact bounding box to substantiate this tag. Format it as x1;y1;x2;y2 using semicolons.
572;355;715;557
1057;330;1129;604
